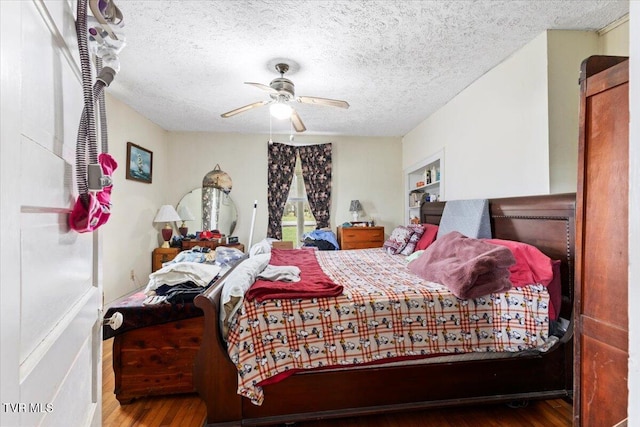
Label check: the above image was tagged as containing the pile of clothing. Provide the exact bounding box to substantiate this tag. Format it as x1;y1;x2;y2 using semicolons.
143;246;246;305
301;229;339;250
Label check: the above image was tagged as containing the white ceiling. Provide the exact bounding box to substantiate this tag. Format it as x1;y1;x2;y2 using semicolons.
107;0;629;137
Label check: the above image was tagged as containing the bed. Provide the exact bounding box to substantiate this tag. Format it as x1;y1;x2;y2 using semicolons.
194;193;575;426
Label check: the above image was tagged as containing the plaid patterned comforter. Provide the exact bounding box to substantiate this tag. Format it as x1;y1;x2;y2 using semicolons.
226;248;551;405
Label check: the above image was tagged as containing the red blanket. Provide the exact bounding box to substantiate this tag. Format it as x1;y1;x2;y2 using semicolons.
245;249;343;302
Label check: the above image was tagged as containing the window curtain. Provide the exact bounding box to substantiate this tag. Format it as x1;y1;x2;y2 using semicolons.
298;143;332;229
267;142;297;239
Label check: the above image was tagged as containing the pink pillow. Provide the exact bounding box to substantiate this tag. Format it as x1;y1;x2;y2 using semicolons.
415;224;439;251
483;239;553;287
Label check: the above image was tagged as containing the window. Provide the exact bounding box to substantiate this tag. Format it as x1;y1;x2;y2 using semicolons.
281;155;316;247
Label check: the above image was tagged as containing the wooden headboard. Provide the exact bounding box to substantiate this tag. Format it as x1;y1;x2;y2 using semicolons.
421;193;576;319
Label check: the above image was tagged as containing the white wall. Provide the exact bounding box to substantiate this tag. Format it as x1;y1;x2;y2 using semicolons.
102;95;170;303
165;132;404;247
599;17;630;56
403;32;551;200
547;31;598;193
627;4;638;425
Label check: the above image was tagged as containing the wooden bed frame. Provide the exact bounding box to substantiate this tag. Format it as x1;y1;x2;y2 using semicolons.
194;193;575;426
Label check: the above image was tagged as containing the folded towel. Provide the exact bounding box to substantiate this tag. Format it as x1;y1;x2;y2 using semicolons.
257;265;301;282
408;231;515;299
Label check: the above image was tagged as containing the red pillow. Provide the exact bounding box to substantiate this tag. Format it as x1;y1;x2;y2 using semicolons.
483;239;553;287
415;224;439;251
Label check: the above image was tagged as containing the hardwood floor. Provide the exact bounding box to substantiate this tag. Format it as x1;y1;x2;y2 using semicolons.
102;338;573;426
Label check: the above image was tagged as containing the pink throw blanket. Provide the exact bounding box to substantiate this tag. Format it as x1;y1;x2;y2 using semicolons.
408;231;516;299
245;249;343;302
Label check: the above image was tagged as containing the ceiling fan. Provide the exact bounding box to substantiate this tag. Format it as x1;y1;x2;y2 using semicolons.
220;63;350;133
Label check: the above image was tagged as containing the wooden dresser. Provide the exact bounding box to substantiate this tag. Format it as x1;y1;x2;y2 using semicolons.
337;226;384;250
112;316;203;404
574;56;629;427
181;240;244;253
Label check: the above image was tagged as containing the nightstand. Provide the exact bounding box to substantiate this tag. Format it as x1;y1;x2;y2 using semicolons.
337;226;385;250
152;247;180;272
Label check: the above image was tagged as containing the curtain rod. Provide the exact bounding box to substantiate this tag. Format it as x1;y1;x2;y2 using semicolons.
267;140;332;147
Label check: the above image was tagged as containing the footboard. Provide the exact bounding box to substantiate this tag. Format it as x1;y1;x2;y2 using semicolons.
193;267;244;424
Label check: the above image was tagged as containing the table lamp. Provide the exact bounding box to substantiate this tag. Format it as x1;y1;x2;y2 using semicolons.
153;205;181;248
177;205;195;237
349;200;362;222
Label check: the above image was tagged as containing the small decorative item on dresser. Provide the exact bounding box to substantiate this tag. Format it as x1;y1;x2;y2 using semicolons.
153;205;181;248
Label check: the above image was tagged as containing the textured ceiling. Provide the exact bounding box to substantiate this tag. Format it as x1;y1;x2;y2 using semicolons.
107;0;628;137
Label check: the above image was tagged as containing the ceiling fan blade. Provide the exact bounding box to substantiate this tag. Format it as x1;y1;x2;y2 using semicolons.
297;96;350;109
245;82;278;94
291;109;306;133
220;101;268;118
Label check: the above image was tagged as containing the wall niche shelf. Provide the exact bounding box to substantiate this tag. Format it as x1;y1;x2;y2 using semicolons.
404;149;444;224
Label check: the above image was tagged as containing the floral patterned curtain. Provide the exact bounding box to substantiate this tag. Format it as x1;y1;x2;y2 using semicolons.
267;142;297;239
298;143;332;229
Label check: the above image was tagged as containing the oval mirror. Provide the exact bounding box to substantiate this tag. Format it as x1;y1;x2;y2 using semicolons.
176;188;237;236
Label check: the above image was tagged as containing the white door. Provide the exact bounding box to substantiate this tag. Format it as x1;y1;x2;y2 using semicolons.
1;1;103;426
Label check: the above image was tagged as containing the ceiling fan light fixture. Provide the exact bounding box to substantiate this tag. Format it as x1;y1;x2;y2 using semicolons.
270;102;292;120
220;61;348;133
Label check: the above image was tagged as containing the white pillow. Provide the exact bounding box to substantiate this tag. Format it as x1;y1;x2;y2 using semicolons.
220;253;270;321
249;238;278;257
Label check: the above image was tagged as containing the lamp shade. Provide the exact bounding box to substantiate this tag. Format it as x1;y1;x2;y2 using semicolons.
153;205;181;223
349;200;362;212
177;205;194;238
177;205;195;222
153;205;181;248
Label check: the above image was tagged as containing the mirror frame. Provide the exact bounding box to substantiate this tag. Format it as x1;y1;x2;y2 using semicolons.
176;187;237;236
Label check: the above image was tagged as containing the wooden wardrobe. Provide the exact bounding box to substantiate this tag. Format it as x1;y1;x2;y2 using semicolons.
575;56;629;426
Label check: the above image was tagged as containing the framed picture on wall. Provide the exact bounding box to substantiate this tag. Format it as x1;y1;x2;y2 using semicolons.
125;141;153;183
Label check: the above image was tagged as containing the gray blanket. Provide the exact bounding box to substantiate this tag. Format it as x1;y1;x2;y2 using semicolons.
437;198;491;239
